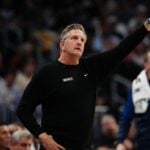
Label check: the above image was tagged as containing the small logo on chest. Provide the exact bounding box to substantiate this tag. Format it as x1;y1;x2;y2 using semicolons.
62;77;74;82
84;73;88;77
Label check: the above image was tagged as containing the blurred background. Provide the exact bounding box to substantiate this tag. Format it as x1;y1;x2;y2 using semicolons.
0;0;150;149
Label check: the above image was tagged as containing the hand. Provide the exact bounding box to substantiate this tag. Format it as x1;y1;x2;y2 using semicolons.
39;132;65;150
116;143;126;150
144;18;150;31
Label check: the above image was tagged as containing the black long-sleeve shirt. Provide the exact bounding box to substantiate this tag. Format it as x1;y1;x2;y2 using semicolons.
16;25;148;149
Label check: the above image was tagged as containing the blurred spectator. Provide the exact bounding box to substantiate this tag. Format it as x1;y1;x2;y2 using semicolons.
31;24;59;65
0;70;20;123
96;114;134;150
15;61;36;92
8;122;25;135
128;4;148;32
0;123;11;150
10;130;35;150
93;97;111;148
0;53;4;76
96;114;119;150
116;50;150;150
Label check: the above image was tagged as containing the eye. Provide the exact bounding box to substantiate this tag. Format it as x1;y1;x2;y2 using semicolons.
81;38;85;43
20;143;31;147
71;35;78;40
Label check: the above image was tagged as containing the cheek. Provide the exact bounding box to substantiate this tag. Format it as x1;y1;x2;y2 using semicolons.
16;146;22;150
62;42;72;51
82;45;85;51
146;65;150;70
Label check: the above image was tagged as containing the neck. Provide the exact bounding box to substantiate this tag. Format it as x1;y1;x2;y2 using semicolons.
58;55;80;65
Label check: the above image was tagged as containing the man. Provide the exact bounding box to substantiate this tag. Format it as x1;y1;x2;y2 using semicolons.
96;114;119;150
11;130;34;150
0;123;11;150
17;19;150;150
116;50;150;150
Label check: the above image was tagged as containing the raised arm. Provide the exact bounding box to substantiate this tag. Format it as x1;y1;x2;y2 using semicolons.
85;18;150;83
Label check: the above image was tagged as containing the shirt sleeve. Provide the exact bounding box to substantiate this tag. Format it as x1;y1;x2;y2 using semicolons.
117;90;135;144
85;25;148;84
16;69;45;138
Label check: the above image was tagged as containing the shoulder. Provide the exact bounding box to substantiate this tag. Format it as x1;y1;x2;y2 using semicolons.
33;61;58;79
132;70;145;85
80;53;98;64
38;61;57;72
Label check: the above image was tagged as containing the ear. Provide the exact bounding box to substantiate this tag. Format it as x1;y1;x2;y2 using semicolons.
59;40;64;50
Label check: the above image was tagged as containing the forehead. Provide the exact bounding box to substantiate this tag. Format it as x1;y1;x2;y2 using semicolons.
67;29;86;38
102;116;114;123
0;125;10;133
20;137;32;142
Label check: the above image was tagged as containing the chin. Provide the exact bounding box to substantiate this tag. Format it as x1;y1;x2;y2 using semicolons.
74;52;83;57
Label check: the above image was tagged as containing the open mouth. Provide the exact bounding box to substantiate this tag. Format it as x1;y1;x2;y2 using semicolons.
75;48;81;51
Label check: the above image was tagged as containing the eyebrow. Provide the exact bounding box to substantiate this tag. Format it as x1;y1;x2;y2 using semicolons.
63;34;87;43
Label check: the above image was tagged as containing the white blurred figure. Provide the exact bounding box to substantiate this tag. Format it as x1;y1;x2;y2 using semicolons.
10;130;36;150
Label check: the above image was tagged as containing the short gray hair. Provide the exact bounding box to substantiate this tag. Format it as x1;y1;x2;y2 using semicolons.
60;23;87;41
11;130;33;144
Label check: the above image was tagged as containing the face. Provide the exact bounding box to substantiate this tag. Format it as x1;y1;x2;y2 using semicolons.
5;73;16;87
0;125;11;149
12;137;33;150
60;29;86;59
101;116;117;136
144;61;150;70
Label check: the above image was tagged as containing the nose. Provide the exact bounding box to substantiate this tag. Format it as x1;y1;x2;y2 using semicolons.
26;147;31;150
24;145;32;150
77;38;82;45
6;132;11;139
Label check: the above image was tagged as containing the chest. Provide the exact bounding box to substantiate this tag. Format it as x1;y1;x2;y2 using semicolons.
42;66;96;102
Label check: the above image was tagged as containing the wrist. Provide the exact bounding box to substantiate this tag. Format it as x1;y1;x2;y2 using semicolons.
38;132;53;141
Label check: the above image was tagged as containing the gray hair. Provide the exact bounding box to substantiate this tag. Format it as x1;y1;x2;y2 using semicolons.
11;130;33;144
60;23;87;41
